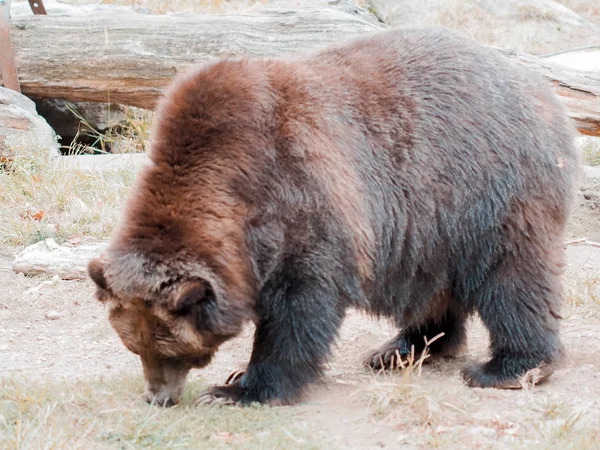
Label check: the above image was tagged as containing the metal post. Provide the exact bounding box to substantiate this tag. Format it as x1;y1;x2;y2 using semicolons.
28;0;47;15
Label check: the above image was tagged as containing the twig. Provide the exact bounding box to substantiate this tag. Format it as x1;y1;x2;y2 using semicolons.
565;238;587;245
566;238;600;248
539;45;600;59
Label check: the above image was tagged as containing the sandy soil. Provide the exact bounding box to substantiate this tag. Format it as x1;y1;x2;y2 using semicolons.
567;178;600;241
1;176;600;448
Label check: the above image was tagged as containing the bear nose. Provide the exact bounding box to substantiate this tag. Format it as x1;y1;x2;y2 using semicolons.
160;398;175;408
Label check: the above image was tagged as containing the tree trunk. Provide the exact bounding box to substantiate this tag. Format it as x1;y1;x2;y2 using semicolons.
4;9;600;136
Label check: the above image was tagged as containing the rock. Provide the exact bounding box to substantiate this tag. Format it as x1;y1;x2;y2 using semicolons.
364;0;599;53
0;87;60;166
12;238;108;280
582;190;598;201
0;87;37;115
57;152;151;172
45;310;61;320
477;0;592;27
366;0;593;27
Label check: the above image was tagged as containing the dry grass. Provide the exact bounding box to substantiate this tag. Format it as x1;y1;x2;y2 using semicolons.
565;270;600;317
358;334;471;445
361;355;600;449
581;137;600;166
66;105;152;156
0;375;325;449
0;142;135;256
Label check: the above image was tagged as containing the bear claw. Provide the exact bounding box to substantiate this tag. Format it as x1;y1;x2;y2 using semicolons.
367;348;408;370
195;385;244;406
225;369;246;385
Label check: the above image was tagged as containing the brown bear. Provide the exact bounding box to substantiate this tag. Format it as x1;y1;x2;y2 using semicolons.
88;26;580;407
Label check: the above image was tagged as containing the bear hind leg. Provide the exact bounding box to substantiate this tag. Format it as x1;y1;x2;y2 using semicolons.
463;252;563;389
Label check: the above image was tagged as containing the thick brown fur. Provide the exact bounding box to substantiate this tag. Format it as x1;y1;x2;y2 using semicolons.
88;26;580;406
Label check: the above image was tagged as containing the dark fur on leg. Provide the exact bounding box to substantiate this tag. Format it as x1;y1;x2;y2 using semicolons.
463;240;564;389
197;263;345;406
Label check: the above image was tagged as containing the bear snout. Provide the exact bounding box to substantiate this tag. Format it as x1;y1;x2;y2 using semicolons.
141;356;191;407
143;389;178;408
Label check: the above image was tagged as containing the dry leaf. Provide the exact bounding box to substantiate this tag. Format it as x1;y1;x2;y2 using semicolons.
32;211;45;221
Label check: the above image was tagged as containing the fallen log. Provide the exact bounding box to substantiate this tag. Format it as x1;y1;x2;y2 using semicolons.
499;48;600;137
7;8;383;110
3;8;600;136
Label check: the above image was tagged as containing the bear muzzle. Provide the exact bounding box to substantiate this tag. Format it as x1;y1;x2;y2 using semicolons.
141;356;193;407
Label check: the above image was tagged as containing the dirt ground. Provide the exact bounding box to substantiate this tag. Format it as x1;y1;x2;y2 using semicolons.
1;176;600;448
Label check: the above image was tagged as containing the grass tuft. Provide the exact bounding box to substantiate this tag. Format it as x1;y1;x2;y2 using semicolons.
581;137;600;166
65;105;152;156
0;375;324;449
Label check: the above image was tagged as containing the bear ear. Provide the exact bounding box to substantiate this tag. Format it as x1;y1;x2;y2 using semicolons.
88;257;109;292
171;280;211;314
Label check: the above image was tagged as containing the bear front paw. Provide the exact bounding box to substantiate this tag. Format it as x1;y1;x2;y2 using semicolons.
195;385;244;406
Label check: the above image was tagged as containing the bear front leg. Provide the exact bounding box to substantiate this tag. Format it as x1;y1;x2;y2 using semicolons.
196;273;344;406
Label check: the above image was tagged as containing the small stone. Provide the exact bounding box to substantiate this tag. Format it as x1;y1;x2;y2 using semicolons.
45;310;61;320
0;344;8;351
582;190;597;201
105;363;113;369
